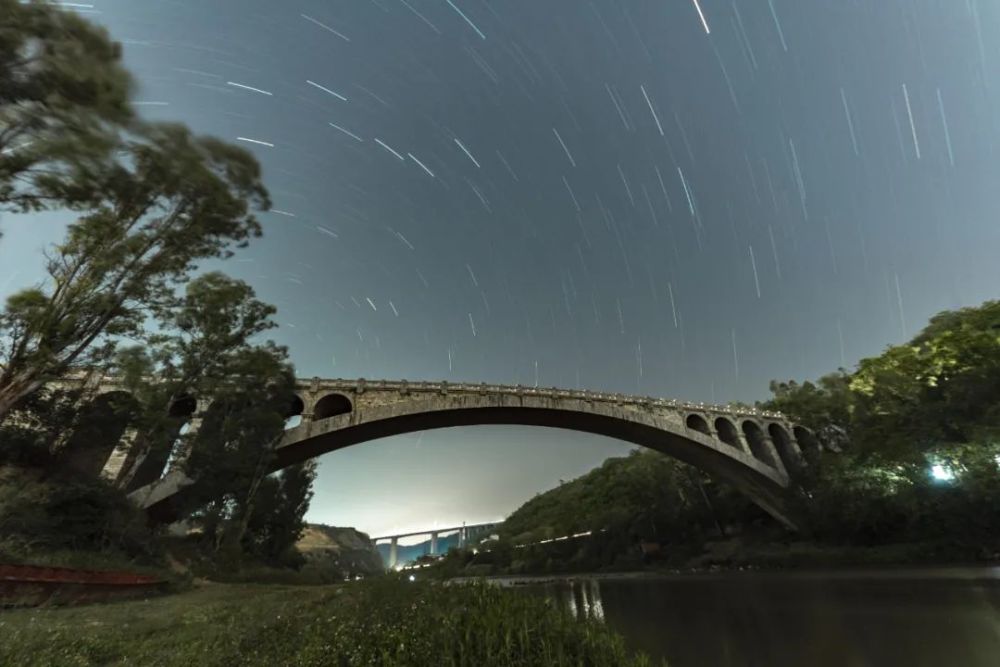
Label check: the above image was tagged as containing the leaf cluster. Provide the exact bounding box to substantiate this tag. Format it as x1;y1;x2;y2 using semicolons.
0;0;134;213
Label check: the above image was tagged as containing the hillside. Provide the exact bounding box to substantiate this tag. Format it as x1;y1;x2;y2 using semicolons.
296;524;384;577
499;449;763;547
418;450;771;577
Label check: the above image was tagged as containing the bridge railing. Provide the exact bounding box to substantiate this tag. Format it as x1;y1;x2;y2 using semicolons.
59;372;787;422
309;378;787;421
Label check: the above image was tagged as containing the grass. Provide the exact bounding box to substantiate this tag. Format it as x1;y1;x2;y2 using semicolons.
0;577;657;666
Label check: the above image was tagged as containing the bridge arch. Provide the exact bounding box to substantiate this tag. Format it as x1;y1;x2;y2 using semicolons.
130;382;805;532
685;413;711;437
769;423;801;475
168;394;198;418
312;393;353;420
741;420;777;468
284;394;306;430
266;399;796;528
714;417;742;450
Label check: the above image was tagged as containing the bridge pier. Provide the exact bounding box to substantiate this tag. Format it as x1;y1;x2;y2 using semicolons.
100;427;138;483
430;532;439;555
117;398;211;492
733;432;755;457
760;436;787;477
388;537;398;569
165;407;208;475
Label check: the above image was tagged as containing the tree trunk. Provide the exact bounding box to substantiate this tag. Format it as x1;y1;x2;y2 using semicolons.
694;475;725;537
225;496;257;556
222;436;279;556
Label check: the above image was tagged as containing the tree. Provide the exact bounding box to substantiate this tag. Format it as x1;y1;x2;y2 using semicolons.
242;461;318;567
758;372;853;452
758;301;1000;551
850;300;1000;461
0;0;134;215
0;123;269;423
0;385;85;468
112;272;281;490
499;449;738;559
181;344;297;564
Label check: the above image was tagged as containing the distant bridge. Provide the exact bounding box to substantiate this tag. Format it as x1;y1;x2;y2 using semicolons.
59;376;821;528
372;522;500;568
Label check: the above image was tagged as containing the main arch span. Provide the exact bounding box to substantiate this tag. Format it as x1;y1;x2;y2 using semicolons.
125;378;816;528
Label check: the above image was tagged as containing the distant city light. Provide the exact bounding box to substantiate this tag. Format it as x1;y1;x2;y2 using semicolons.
930;463;955;482
408;574;416;582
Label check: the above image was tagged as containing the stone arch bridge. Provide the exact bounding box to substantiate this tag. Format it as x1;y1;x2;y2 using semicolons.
68;376;822;528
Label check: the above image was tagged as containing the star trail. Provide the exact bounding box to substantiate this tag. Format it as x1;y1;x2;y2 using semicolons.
3;0;1000;535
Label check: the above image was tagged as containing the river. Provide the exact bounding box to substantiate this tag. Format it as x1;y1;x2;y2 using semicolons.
507;568;1000;666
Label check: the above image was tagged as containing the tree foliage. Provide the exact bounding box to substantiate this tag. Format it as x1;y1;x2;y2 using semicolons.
0;465;155;561
114;272;284;490
758;372;852;452
0;0;134;214
0;125;270;422
493;449;762;572
180;348;298;566
242;462;318;568
761;301;1000;465
0;385;85;468
850;301;1000;461
0;5;316;574
758;301;1000;553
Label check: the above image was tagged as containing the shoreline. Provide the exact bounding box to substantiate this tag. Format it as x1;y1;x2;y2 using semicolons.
447;563;1000;587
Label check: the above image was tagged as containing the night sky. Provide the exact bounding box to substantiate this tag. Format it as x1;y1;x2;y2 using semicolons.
3;0;1000;538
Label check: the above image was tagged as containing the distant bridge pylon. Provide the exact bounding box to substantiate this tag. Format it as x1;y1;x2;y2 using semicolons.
372;522;501;568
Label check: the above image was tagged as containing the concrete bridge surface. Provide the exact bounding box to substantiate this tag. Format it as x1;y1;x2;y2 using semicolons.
61;376;822;528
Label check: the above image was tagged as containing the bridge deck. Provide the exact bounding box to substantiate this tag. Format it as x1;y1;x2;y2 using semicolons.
371;523;498;542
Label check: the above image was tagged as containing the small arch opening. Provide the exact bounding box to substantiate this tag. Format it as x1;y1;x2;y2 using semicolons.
168;395;197;418
742;421;777;467
284;395;306;430
769;423;802;474
686;413;711;437
714;417;741;449
313;393;353;420
285;395;305;418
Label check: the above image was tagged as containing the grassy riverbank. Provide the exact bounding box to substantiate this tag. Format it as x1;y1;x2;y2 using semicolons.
0;578;656;666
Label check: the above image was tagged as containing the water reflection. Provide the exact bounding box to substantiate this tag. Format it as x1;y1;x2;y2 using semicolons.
552;578;605;621
521;569;1000;666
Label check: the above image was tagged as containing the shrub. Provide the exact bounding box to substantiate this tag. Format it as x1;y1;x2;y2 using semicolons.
0;466;159;565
